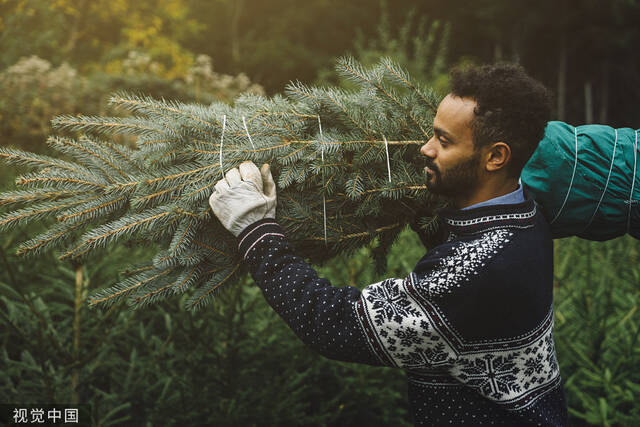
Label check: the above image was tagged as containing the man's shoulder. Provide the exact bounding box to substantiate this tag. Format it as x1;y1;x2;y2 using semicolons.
413;225;520;280
415;195;550;266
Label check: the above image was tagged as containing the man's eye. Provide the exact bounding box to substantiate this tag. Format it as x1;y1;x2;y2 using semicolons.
439;137;448;146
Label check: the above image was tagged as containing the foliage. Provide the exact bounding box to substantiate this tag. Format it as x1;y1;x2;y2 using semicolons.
0;0;386;93
184;54;265;104
0;54;264;153
2;0;639;123
317;1;452;95
0;0;201;78
0;230;411;426
0;57;444;311
0;56;82;152
553;236;640;426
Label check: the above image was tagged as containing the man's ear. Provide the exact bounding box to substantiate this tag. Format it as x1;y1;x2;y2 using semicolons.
485;142;511;172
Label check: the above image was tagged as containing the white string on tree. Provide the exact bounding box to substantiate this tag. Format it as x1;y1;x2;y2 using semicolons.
318;115;327;246
242;116;256;149
383;135;392;183
219;114;226;178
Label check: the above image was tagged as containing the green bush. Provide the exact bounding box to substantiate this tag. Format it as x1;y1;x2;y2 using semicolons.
0;226;411;426
553;237;640;426
0;54;264;153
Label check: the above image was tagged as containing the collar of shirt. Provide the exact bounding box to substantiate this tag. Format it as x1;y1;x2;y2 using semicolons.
438;183;536;237
461;180;524;211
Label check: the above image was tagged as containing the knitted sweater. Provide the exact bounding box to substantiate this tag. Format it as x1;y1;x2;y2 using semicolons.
237;191;568;426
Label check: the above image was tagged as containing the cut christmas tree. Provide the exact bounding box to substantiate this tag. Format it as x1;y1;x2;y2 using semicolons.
0;58;443;311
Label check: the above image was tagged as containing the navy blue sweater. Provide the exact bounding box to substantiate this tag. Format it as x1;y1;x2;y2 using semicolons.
237;192;568;426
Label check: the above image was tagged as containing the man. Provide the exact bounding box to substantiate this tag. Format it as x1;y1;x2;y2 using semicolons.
209;63;568;426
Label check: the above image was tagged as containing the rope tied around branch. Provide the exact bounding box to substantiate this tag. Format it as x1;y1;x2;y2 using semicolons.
218;114;226;179
318;115;328;246
242;116;256;149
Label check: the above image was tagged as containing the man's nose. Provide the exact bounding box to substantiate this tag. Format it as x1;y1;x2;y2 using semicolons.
420;137;436;158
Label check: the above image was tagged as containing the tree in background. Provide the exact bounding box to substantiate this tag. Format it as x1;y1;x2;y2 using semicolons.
419;0;640;125
0;53;263;154
0;0;200;78
0;56;80;152
316;1;451;96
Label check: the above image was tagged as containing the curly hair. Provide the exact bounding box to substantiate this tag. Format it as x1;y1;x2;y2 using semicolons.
449;63;552;178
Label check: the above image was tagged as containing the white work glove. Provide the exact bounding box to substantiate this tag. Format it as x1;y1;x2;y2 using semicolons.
209;161;277;237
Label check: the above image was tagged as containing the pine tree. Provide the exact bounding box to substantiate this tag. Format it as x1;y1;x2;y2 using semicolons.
0;57;445;311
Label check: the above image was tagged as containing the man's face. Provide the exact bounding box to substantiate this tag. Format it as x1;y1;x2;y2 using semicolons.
420;94;483;200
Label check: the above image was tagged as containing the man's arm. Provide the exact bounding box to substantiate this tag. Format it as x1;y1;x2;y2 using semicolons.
238;219;383;365
237;218;458;368
210;161;459;369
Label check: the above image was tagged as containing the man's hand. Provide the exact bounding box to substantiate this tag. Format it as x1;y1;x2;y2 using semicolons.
209;161;277;237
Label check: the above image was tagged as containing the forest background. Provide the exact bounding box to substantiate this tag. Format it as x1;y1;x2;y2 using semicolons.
1;0;639;425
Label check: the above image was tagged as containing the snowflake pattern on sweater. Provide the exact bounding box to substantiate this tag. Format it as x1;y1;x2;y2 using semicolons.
419;228;513;296
237;193;567;426
358;271;560;411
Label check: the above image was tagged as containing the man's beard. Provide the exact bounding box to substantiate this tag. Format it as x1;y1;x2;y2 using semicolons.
424;152;482;199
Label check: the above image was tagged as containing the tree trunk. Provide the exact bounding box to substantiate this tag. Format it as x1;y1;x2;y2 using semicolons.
71;263;86;405
230;0;246;66
557;37;567;121
493;42;503;62
598;63;609;123
511;37;520;64
584;81;593;124
63;0;91;58
556;0;567;121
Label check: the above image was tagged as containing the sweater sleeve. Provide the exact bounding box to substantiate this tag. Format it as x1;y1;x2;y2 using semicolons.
238;219;459;369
